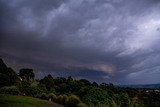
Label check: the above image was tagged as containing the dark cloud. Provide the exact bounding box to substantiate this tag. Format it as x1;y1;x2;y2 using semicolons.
1;0;160;84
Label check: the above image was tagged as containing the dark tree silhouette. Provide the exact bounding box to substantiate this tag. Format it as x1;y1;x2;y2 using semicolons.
19;68;35;81
39;75;54;91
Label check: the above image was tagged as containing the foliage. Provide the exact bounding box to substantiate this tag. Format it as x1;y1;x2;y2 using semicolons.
77;103;88;107
19;68;35;81
7;68;20;85
19;81;42;96
0;86;20;95
79;79;91;86
1;58;160;107
37;93;49;100
39;75;54;91
0;73;10;87
62;94;69;105
66;94;81;107
0;58;8;74
83;88;112;106
0;59;20;87
57;95;64;104
48;93;57;102
114;93;131;107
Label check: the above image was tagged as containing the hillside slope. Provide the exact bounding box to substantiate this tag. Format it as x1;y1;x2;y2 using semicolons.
0;94;64;107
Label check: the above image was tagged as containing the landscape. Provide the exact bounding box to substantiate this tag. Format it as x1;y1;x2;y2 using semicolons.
1;0;160;107
1;58;160;107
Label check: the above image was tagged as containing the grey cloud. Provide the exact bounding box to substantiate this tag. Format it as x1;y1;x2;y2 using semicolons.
1;0;160;84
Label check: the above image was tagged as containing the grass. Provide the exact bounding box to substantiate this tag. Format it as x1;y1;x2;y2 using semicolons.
0;94;64;107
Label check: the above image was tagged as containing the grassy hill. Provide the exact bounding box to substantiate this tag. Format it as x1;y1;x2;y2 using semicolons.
0;94;64;107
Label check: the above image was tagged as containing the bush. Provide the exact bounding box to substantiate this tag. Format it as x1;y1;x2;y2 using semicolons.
30;86;42;97
63;94;69;105
113;93;131;107
0;74;10;87
83;88;111;106
49;94;69;105
48;93;57;102
57;95;64;104
0;86;20;95
77;103;88;107
38;93;49;100
19;81;31;95
66;94;81;107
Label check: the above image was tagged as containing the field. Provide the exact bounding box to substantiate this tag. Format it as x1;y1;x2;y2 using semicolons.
0;94;64;107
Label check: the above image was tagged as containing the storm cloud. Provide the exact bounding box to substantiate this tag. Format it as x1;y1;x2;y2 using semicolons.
1;0;160;84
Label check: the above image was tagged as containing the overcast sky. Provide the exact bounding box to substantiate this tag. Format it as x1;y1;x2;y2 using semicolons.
1;0;160;85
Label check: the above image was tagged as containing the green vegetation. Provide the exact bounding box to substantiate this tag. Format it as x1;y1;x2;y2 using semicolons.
0;58;160;107
0;94;64;107
19;68;35;81
0;86;20;95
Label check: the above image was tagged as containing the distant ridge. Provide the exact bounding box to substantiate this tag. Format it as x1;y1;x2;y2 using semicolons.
120;84;160;89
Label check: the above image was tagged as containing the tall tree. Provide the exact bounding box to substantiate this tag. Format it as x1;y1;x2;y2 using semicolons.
39;75;54;91
0;59;20;86
0;58;8;74
19;68;35;81
83;88;111;106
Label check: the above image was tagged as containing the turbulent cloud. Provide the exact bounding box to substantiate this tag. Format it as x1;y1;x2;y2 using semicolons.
1;0;160;84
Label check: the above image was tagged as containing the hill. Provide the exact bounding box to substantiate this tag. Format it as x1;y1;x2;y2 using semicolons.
121;84;160;89
0;94;64;107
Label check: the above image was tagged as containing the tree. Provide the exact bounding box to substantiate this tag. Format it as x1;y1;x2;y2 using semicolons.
0;59;20;86
114;93;131;107
39;75;54;91
83;88;111;106
79;79;91;86
19;68;35;81
92;82;98;87
7;68;20;85
0;58;8;74
0;73;10;87
66;95;81;107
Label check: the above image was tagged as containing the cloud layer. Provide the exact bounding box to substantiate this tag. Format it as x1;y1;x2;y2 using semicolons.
1;0;160;84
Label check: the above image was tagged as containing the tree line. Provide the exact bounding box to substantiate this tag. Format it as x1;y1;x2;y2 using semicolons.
0;58;160;107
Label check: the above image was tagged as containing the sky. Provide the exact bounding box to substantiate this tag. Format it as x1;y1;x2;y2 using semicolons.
1;0;160;85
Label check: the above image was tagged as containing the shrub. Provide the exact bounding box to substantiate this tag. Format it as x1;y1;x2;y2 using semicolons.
48;93;57;102
113;93;131;107
19;81;31;95
0;74;10;87
77;103;88;107
52;94;69;105
66;94;81;107
83;88;111;106
63;94;69;105
30;86;42;97
57;95;64;104
0;86;20;95
38;93;49;100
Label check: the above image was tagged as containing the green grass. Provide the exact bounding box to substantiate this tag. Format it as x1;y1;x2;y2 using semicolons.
0;94;64;107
